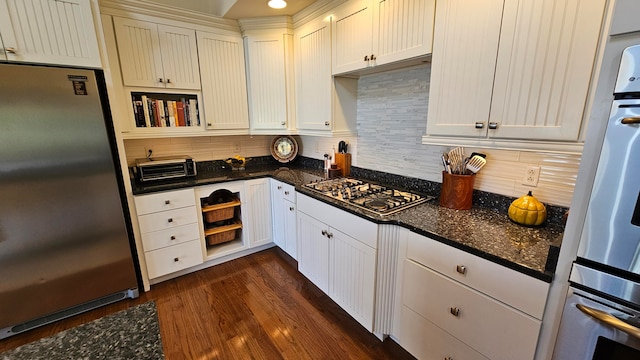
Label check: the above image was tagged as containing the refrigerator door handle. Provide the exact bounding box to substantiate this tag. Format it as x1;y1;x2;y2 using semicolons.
577;304;640;339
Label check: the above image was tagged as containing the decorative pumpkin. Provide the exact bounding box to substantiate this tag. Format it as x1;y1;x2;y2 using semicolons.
508;191;547;226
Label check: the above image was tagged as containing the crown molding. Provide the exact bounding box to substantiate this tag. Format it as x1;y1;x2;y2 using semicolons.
292;0;347;28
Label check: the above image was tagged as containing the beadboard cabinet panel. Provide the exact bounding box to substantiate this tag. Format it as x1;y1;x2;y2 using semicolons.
373;0;435;65
297;211;330;293
332;0;374;75
0;0;101;67
113;17;200;90
244;178;273;248
425;0;504;137
197;31;249;130
245;33;289;131
489;0;607;140
295;18;332;131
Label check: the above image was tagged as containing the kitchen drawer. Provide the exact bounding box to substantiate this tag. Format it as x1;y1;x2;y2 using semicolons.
402;259;540;360
134;188;196;215
399;305;489;360
141;223;201;252
144;239;203;279
138;206;198;234
298;194;377;248
406;231;549;319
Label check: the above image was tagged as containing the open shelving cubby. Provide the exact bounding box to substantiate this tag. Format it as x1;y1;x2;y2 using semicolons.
200;189;244;259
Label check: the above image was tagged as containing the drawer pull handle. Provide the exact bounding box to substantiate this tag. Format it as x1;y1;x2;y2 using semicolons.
167;218;173;223
284;191;290;195
165;200;171;205
174;257;179;262
449;307;460;317
289;206;294;211
170;236;176;240
456;265;467;275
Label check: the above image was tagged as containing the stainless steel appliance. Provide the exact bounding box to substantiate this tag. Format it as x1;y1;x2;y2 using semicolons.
134;155;196;182
304;178;432;216
553;45;640;359
0;64;139;339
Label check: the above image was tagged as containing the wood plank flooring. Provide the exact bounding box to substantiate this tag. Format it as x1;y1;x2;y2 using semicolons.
0;247;415;359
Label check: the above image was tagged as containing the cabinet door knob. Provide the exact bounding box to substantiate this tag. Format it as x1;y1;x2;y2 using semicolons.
364;55;369;61
284;191;289;195
321;230;327;236
166;79;171;84
174;257;179;262
289;206;295;211
327;232;333;239
474;122;484;129
165;200;171;205
158;78;164;83
277;186;282;190
281;121;286;126
456;265;467;275
488;122;499;129
324;121;330;126
207;123;212;127
4;47;16;54
170;235;176;240
167;218;173;223
370;54;376;61
444;357;454;360
449;307;460;317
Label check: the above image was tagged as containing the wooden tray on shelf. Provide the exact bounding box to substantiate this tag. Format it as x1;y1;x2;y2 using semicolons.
204;219;242;246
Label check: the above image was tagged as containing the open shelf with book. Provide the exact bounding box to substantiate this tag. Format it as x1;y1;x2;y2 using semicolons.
122;89;205;138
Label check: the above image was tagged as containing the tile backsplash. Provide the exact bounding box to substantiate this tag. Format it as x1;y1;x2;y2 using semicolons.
123;63;581;208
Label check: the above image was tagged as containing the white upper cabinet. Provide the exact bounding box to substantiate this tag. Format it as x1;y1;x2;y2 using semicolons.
0;0;101;67
113;17;200;90
244;29;293;133
426;0;607;142
295;15;357;136
332;0;435;75
197;31;249;130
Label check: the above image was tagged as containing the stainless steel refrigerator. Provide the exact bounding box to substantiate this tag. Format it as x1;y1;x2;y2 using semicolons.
0;63;139;339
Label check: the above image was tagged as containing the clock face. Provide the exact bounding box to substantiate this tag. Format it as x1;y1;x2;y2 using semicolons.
271;136;298;163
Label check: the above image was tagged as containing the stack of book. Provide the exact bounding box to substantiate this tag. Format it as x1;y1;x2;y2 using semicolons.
132;94;199;128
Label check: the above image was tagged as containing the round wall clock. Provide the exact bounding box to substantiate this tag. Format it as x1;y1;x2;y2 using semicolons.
271;135;298;163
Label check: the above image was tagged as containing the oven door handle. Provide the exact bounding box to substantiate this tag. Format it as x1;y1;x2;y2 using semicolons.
577;304;640;339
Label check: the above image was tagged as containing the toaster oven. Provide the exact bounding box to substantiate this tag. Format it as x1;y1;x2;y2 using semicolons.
134;156;196;182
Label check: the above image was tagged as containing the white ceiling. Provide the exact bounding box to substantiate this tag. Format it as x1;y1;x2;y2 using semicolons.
144;0;318;19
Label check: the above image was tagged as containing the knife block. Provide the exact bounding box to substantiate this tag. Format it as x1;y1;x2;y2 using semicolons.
335;153;351;177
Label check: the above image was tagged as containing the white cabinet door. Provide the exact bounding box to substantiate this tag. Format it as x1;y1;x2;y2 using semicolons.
330;227;376;332
271;179;297;259
297;211;330;293
372;0;435;65
0;0;101;67
282;198;297;259
197;31;249;130
270;180;286;250
426;0;503;138
488;0;607;140
114;17;200;90
332;0;374;75
244;178;273;248
295;17;332;131
245;32;290;131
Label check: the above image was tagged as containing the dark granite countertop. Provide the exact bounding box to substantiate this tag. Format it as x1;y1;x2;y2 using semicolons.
130;159;563;282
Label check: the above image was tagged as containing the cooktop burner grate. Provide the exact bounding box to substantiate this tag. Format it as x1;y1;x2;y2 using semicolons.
304;177;432;216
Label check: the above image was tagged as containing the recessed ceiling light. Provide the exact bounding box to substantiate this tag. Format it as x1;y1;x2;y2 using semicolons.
268;0;287;9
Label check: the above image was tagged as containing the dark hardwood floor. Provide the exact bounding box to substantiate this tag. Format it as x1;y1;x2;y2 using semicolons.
0;247;415;359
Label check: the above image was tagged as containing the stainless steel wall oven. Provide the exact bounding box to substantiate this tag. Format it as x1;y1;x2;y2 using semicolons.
553;44;640;359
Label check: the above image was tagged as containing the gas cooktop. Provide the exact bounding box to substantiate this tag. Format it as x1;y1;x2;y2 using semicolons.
304;178;433;216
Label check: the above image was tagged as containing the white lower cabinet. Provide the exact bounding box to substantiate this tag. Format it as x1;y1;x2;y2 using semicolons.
271;179;297;258
134;188;203;280
397;231;549;360
297;194;377;331
244;178;273;248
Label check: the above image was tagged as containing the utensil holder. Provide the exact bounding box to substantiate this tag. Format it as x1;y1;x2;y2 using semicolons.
439;171;475;210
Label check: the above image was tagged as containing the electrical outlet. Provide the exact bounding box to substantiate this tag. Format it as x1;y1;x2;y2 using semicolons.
523;166;541;186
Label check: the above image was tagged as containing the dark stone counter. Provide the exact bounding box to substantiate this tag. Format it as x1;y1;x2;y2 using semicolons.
130;158;564;282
